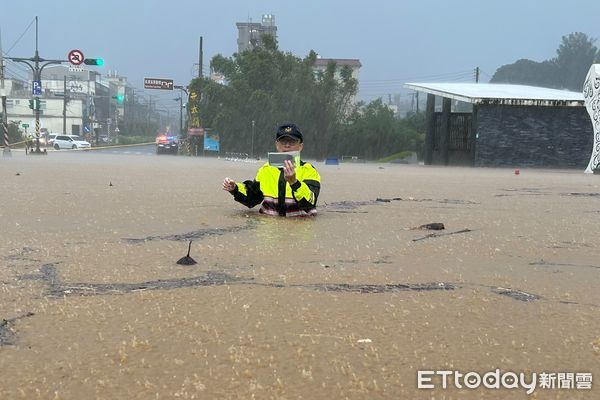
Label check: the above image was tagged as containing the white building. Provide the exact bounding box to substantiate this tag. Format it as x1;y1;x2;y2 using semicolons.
0;65;127;138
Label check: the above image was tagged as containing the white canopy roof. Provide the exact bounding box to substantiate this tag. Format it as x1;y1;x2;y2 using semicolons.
404;82;584;106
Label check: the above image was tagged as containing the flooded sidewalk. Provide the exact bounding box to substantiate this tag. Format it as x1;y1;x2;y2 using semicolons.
1;152;599;399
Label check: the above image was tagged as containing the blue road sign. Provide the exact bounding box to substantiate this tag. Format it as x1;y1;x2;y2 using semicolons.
32;81;42;95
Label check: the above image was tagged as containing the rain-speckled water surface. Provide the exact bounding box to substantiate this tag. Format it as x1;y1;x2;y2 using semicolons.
1;151;599;399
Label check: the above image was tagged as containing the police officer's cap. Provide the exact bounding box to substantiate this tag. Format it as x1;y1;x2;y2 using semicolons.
275;123;303;143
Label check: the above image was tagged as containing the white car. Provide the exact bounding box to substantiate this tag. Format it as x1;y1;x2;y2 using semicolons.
52;135;91;150
68;135;92;149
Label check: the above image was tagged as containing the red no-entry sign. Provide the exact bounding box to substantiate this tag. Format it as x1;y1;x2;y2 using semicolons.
68;49;85;65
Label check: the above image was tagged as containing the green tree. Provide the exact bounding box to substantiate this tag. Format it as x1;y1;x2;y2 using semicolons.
330;99;423;160
8;121;24;144
554;32;598;91
490;59;559;88
188;37;357;159
491;32;599;91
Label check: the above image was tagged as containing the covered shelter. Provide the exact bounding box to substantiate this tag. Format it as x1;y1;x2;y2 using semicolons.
404;83;592;168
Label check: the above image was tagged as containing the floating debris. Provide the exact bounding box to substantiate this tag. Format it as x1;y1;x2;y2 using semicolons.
177;241;197;265
563;192;600;197
123;223;254;244
412;228;472;242
298;281;456;294
491;287;540;302
529;259;600;270
413;222;445;230
496;188;550;197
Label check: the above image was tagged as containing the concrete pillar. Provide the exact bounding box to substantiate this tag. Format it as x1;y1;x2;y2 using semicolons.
424;94;435;165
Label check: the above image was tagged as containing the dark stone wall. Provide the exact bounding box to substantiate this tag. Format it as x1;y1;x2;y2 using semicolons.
474;105;593;168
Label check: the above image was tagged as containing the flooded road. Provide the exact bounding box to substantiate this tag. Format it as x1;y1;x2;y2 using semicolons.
1;152;599;399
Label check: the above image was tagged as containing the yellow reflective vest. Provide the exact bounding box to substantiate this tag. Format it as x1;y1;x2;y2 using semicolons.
231;161;320;217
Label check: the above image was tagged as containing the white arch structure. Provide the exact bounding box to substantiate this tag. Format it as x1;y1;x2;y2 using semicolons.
584;64;600;173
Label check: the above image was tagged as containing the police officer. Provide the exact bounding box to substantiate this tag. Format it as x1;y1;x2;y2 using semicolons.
222;123;321;217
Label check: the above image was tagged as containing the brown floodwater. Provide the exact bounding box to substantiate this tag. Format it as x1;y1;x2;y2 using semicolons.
1;151;599;399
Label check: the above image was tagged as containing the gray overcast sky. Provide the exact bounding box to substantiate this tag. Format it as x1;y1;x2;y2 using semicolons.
2;0;599;104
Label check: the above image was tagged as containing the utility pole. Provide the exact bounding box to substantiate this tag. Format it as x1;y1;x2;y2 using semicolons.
179;97;183;136
62;76;68;134
198;36;203;78
1;27;11;156
475;67;480;83
251;120;255;158
173;95;183;136
7;17;66;154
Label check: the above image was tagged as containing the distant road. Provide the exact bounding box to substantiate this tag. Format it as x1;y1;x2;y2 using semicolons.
88;144;158;156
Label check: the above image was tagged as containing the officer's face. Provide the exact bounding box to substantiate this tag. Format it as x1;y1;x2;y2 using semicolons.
275;137;303;153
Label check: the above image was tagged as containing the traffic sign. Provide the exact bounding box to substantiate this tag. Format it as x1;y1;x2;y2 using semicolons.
188;127;204;136
144;78;174;90
21;123;29;128
32;80;42;95
68;49;85;65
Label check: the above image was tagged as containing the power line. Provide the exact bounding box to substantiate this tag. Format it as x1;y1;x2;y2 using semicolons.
4;17;36;55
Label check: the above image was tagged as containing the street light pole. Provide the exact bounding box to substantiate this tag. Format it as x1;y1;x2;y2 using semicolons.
7;17;66;154
179;96;183;137
1;27;11;157
173;85;188;137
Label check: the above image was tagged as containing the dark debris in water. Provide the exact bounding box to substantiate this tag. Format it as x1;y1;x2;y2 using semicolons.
491;287;540;302
18;264;249;297
324;197;478;211
123;223;254;244
0;312;35;346
14;262;579;307
324;200;378;210
48;271;248;297
413;222;445;230
412;228;473;242
529;259;600;270
176;241;197;265
496;188;550;197
294;282;457;294
562;192;600;197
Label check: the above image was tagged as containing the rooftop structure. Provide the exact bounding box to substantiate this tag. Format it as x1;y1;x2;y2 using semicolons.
404;82;583;107
236;14;277;53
